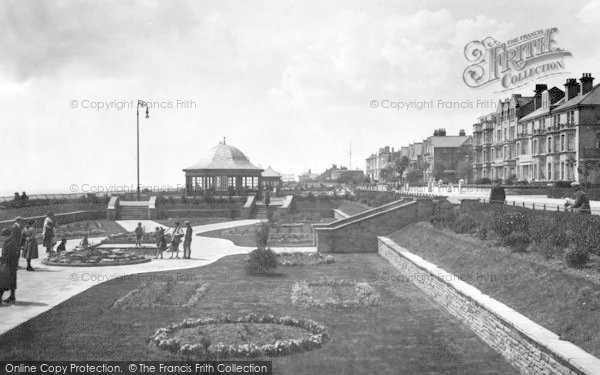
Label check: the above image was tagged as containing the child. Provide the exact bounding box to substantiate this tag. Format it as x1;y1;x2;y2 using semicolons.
78;233;89;248
56;238;67;252
134;222;144;247
170;222;183;259
154;227;166;259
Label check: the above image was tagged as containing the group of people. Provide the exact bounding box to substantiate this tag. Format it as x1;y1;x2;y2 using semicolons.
0;211;63;305
133;221;193;259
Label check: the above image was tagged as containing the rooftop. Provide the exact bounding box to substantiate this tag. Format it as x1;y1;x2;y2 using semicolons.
183;142;262;171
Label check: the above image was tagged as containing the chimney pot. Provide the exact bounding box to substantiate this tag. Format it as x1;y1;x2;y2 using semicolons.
565;78;580;100
580;73;595;95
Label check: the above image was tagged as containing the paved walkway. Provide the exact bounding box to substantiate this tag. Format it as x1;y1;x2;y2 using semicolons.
410;190;600;214
0;219;315;336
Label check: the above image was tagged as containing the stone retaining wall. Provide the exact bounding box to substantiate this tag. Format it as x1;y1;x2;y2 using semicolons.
0;210;105;229
378;236;600;375
314;200;434;253
159;209;240;219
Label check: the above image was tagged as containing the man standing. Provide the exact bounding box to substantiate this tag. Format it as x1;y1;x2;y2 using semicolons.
1;217;24;304
42;211;56;253
183;221;193;259
134;222;144;247
489;181;506;204
566;182;591;214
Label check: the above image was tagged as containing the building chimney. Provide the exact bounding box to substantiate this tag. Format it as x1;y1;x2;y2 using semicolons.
564;78;580;100
533;84;547;109
459;129;466;136
580;73;595;95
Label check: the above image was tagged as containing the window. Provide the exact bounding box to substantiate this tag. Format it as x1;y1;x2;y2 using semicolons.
567;134;574;151
547;137;552;153
561;134;565;151
548;163;552;180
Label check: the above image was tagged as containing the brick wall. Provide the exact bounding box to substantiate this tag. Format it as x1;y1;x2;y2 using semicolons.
378;237;600;375
314;200;434;253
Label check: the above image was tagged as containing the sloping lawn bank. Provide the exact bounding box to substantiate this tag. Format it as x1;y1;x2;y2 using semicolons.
388;222;600;357
336;200;371;216
0;254;516;374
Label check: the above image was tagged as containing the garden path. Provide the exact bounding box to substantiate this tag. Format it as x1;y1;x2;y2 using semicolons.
0;219;316;336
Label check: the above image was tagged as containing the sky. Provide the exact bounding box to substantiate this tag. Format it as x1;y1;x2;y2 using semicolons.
1;0;599;195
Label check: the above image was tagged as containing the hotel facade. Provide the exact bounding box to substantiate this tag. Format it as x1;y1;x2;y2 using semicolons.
473;73;600;184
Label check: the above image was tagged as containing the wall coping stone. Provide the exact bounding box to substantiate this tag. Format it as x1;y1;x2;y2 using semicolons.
315;200;416;232
378;236;600;375
332;209;350;219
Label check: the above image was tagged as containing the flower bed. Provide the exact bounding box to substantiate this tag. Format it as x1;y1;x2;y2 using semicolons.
276;252;335;266
150;314;329;358
291;277;381;309
42;247;150;267
113;282;210;309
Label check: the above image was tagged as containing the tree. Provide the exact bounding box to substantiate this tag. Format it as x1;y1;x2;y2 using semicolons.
455;159;472;182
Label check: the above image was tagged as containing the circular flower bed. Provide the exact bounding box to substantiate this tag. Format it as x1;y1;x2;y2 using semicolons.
112;282;210;309
43;247;150;267
291;277;381;309
150;314;329;358
276;252;335;266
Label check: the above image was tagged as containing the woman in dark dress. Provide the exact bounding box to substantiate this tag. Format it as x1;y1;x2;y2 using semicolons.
1;218;23;304
21;219;38;271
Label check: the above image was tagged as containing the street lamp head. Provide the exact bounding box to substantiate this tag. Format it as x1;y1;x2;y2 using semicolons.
145;107;150;119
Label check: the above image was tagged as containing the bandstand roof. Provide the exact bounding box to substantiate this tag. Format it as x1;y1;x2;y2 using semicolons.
183;142;263;172
262;166;282;178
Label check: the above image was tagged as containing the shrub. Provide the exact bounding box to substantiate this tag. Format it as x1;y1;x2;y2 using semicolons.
554;180;573;188
244;248;278;275
430;201;457;229
453;214;477;234
493;212;528;237
564;244;590;268
474;177;492;185
255;222;270;249
502;231;531;252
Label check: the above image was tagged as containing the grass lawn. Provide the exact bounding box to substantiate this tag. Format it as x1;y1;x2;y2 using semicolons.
388;222;600;357
0;203;104;221
0;253;516;374
199;222;323;247
336;200;370;216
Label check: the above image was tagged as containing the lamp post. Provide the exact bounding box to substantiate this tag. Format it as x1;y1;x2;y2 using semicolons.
136;100;150;201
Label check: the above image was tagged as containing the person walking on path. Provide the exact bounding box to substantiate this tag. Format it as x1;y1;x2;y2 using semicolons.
565;182;591;214
1;217;24;304
183;221;192;259
134;222;144;247
21;220;38;271
77;233;89;248
42;211;56;253
170;222;184;259
489;182;506;204
154;227;166;259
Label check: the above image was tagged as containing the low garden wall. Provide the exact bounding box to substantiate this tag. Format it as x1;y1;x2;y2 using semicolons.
313;199;434;253
378;237;600;375
0;210;105;229
158;209;240;219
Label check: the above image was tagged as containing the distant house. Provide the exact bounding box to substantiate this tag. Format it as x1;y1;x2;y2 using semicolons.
365;146;399;182
422;129;472;183
261;166;282;190
298;169;320;182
